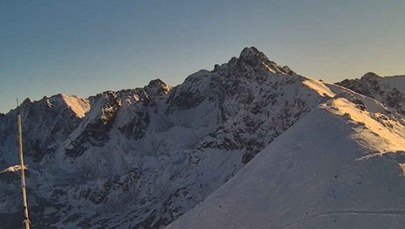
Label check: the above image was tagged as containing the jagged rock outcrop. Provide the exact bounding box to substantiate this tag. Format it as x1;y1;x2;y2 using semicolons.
0;94;90;163
338;72;405;115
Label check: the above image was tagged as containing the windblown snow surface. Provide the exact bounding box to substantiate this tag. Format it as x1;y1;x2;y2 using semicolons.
1;47;405;229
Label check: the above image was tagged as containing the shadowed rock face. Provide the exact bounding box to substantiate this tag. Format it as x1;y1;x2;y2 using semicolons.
119;110;150;139
145;79;172;96
65;92;121;158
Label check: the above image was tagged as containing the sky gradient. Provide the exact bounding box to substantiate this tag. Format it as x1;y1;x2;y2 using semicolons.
1;0;405;113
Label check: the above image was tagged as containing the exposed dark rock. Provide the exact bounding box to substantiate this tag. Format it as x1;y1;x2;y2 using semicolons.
338;73;405;115
66;92;121;158
119;110;150;139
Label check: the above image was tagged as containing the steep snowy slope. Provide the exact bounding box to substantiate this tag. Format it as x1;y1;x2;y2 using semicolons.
166;85;405;229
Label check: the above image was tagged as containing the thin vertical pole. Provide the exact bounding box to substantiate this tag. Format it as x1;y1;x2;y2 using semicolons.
17;109;31;229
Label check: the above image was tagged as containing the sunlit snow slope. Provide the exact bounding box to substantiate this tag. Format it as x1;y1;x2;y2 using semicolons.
167;82;405;229
338;72;405;115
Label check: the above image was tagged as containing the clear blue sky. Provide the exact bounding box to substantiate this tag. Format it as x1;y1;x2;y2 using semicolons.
1;0;405;113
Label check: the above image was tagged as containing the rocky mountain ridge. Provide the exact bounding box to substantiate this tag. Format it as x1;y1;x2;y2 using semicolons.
0;47;404;229
338;72;405;115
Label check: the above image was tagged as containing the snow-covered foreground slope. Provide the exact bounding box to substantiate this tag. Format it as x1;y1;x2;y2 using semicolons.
167;87;405;229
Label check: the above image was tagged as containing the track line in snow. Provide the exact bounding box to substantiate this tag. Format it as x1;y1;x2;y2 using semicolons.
279;209;405;228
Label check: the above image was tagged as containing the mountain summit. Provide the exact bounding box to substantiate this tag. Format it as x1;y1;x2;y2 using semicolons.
1;48;405;229
214;46;295;77
238;47;295;75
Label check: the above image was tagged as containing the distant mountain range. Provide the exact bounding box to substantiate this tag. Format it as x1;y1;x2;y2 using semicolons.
1;47;404;229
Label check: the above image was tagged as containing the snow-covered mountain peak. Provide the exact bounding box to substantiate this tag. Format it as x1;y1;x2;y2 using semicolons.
338;73;405;115
239;46;268;62
59;94;91;118
238;47;295;75
13;94;91;119
213;47;295;77
361;72;381;80
1;48;405;229
144;79;172;96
